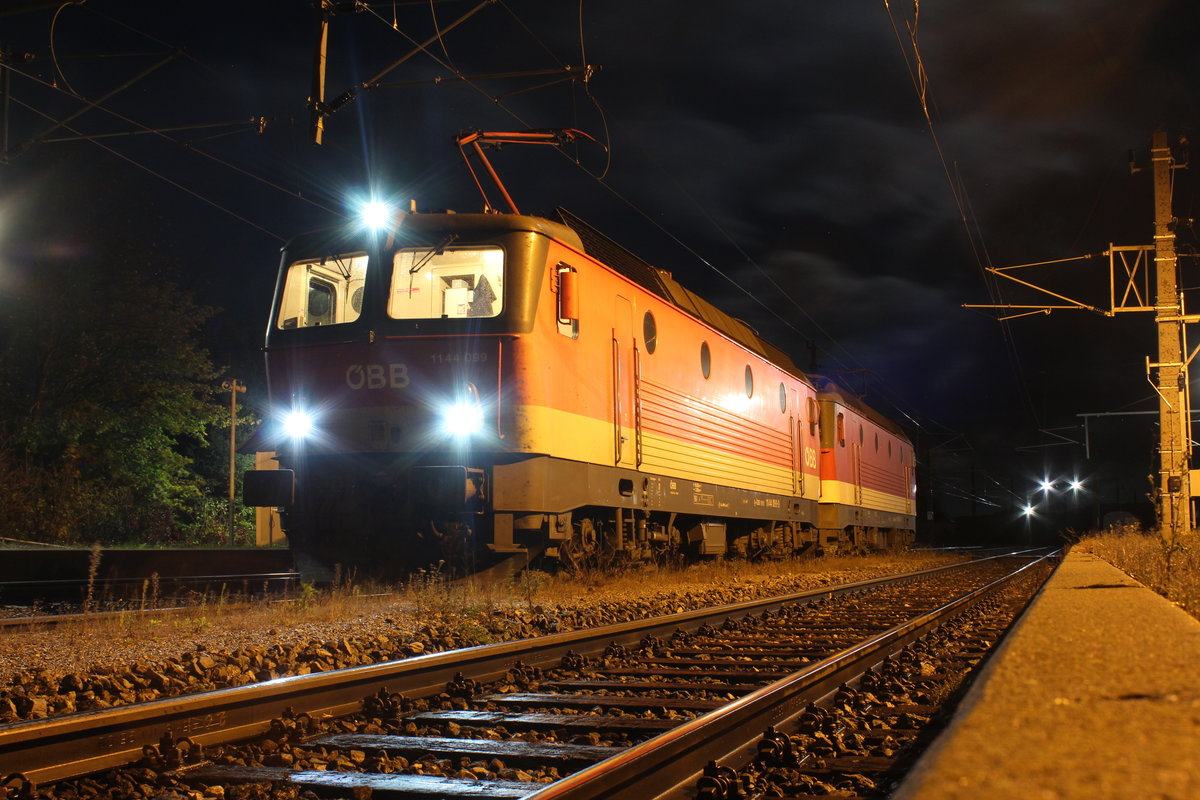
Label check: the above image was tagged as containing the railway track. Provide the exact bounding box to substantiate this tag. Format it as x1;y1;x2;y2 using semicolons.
0;554;1057;798
0;547;295;607
0;575;314;638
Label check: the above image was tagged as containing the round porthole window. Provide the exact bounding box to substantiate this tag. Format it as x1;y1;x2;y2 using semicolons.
643;311;657;354
778;383;787;413
700;342;711;379
745;366;754;398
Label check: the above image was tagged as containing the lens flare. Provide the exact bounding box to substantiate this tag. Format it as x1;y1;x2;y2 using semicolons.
441;400;485;437
361;200;392;230
283;410;314;439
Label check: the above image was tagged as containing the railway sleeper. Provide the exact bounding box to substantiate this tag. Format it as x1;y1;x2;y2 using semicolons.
480;691;725;713
545;679;764;694
407;709;679;734
182;766;543;798
314;733;623;767
624;656;818;669
598;666;795;680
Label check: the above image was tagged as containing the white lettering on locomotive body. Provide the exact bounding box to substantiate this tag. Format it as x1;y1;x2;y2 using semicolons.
345;363;410;390
390;363;409;387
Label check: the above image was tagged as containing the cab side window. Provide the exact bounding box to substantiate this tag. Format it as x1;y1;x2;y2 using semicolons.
556;262;579;339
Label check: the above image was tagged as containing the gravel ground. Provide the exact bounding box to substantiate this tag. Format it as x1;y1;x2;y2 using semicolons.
0;553;960;723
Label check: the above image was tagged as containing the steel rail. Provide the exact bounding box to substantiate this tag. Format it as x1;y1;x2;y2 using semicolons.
0;571;299;610
0;570;298;593
524;552;1057;800
0;557;1022;784
0;581;385;633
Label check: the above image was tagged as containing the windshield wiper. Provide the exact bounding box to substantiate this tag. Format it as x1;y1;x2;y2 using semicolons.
408;234;459;275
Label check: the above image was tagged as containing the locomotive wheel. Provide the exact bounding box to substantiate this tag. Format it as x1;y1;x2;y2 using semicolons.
559;517;600;573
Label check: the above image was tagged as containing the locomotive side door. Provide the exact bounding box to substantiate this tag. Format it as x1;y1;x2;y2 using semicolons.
852;437;864;505
789;388;802;497
612;295;635;467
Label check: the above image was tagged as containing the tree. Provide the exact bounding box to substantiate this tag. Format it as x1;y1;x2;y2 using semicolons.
0;248;222;543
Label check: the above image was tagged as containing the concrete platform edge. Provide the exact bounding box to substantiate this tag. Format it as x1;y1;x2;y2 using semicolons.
892;549;1200;800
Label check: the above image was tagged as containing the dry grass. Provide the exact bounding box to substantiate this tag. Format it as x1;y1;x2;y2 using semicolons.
1072;525;1200;620
259;552;960;627
0;551;961;684
528;552;944;604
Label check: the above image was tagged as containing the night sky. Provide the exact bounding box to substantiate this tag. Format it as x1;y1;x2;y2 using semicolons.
2;1;1197;531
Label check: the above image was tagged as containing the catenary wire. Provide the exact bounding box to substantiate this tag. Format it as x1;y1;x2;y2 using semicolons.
3;59;345;218
9;94;285;241
881;0;1041;429
49;1;82;96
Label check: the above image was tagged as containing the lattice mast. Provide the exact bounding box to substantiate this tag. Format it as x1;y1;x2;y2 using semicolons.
1150;131;1190;537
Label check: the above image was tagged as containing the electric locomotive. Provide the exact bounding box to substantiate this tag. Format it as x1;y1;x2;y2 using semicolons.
244;137;916;577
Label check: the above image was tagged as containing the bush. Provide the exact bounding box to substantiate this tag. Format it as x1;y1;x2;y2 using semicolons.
0;255;223;544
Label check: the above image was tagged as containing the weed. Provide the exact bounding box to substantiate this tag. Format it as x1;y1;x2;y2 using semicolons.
406;561;453;616
1074;525;1200;620
441;615;496;647
83;541;101;614
511;568;551;611
138;573;161;613
295;581;318;609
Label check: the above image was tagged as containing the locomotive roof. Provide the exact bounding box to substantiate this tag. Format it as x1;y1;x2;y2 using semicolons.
812;377;909;439
554;208;809;385
284;212;587;257
551;210;908;442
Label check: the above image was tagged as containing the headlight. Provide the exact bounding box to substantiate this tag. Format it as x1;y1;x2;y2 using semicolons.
440;400;485;438
360;200;393;230
283;409;315;439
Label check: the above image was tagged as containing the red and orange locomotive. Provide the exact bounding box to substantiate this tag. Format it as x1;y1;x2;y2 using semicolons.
244;135;915;576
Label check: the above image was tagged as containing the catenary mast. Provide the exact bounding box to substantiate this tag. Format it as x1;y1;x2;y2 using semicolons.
1150;130;1190;537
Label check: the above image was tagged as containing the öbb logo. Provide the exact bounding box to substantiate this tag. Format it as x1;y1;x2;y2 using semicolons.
345;363;410;390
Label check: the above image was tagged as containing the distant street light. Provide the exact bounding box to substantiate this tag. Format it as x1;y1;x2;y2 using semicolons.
222;379;247;546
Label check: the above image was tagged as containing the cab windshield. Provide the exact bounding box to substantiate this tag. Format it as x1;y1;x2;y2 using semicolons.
276;253;368;329
388;245;504;319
